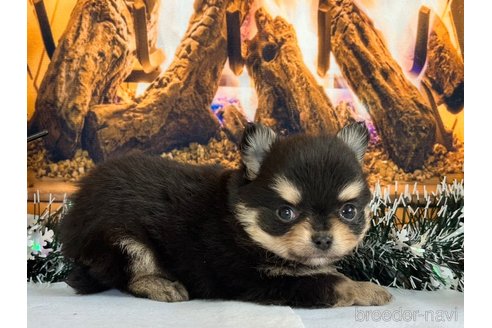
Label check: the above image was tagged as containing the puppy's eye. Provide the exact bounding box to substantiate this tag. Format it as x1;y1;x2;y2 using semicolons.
339;204;357;221
276;206;298;222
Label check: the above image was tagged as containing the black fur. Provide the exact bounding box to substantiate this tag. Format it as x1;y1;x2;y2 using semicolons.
59;123;389;307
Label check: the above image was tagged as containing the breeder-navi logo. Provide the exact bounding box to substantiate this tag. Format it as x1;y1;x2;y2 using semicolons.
355;307;458;323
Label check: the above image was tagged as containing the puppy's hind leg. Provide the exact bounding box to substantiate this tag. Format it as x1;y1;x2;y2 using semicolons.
65;263;111;294
118;238;189;302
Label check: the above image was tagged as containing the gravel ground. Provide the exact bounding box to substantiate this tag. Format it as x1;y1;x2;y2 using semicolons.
28;140;95;182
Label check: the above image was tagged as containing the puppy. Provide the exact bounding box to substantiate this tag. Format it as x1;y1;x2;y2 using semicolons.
59;122;392;307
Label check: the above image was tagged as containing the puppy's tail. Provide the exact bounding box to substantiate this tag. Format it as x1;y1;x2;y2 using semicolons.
65;264;111;294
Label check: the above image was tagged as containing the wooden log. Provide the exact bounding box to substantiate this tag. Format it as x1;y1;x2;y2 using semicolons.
219;104;249;144
33;0;56;59
410;6;431;75
424;14;464;113
245;8;341;136
329;0;436;171
28;0;144;160
226;10;245;75
83;0;252;162
317;0;332;77
132;0;165;74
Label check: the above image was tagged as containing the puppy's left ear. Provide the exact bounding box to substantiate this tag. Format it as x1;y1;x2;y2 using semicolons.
240;123;278;180
336;121;370;162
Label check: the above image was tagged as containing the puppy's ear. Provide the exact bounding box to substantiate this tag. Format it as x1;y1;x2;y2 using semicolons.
336;121;370;162
240;123;277;180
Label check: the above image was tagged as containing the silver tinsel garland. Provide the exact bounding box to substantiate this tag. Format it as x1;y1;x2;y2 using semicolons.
27;193;72;283
338;178;464;291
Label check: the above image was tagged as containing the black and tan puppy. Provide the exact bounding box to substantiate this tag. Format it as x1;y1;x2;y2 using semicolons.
59;122;392;307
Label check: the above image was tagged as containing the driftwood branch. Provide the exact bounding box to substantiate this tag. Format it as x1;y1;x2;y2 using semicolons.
28;0;142;160
83;0;252;162
245;8;341;136
329;0;436;171
424;14;464;113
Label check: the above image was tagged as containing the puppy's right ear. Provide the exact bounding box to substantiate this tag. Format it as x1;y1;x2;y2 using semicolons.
240;123;277;180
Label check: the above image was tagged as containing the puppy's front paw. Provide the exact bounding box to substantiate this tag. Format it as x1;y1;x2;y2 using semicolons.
334;280;392;307
129;276;189;302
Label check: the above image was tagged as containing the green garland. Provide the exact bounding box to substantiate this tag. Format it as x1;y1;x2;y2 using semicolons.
27;179;464;291
27;194;72;283
338;178;464;291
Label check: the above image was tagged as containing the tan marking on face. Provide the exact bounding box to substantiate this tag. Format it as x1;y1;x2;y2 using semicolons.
272;220;334;266
330;220;360;257
235;203;292;259
271;176;302;205
235;204;322;264
236;202;372;267
338;180;365;202
282;220;314;255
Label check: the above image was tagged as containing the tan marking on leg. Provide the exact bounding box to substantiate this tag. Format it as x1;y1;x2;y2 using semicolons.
338;181;365;202
333;275;392;307
118;238;160;277
118;238;189;302
271;176;302;205
128;275;189;302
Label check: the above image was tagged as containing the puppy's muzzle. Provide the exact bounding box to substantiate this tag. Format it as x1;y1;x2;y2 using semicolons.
311;233;333;251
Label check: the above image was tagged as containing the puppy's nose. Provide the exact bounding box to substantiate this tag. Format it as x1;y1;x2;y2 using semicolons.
312;234;333;250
